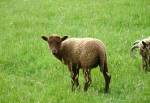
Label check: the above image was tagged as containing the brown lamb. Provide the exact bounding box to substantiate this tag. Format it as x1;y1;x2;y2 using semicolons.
41;34;111;92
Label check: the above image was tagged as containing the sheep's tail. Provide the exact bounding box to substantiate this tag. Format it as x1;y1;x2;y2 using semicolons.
130;42;140;58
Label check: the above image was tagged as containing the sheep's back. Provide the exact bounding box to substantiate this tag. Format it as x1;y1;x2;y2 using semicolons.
61;38;106;66
78;38;106;67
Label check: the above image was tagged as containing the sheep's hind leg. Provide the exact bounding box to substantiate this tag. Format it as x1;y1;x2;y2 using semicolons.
100;61;111;93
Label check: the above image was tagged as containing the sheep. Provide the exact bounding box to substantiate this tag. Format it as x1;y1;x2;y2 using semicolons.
130;37;150;71
41;34;111;93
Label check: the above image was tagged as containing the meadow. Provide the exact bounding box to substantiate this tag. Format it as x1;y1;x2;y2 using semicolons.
0;0;150;103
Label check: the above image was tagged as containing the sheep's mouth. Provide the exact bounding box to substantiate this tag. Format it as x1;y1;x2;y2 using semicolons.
52;52;57;55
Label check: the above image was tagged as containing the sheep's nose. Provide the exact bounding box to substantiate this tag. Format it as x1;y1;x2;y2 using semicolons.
52;49;57;55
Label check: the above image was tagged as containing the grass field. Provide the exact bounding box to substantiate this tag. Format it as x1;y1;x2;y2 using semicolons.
0;0;150;103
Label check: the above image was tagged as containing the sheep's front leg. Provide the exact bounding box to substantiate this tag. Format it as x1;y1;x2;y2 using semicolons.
148;56;150;70
68;64;74;91
145;59;149;71
142;57;145;70
73;68;79;87
142;57;148;71
68;64;79;91
83;69;91;91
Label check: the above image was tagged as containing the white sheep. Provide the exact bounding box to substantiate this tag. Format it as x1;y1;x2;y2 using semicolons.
130;37;150;71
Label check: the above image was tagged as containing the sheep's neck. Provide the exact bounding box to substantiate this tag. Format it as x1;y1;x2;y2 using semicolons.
53;51;63;61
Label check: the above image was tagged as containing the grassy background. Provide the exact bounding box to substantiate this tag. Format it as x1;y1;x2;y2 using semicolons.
0;0;150;103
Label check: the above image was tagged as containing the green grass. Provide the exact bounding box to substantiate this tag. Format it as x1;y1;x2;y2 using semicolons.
0;0;150;103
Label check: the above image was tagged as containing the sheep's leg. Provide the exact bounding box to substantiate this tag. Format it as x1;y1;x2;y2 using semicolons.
68;64;79;91
68;64;75;91
145;59;149;71
72;65;80;88
101;61;111;93
149;56;150;66
74;68;79;87
148;56;150;70
83;69;91;91
71;72;76;91
142;58;145;70
142;57;147;71
146;54;150;71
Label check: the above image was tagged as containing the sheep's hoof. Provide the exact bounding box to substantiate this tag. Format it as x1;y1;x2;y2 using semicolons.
84;85;88;92
104;88;110;93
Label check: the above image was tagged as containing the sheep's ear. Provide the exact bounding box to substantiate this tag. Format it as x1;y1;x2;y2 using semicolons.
61;36;68;41
41;36;48;41
142;41;147;48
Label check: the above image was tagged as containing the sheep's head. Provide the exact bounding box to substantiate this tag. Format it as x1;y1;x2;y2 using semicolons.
41;35;68;55
142;41;150;50
141;41;150;57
